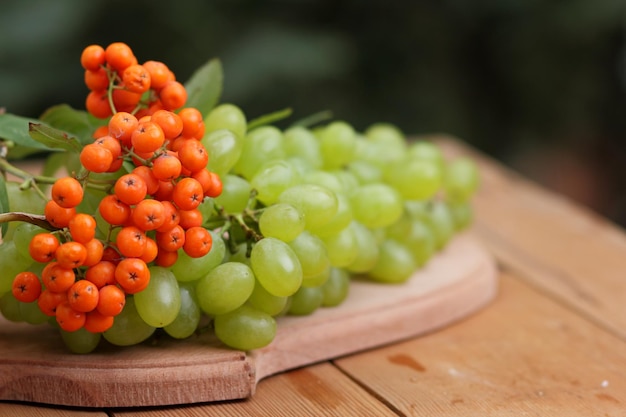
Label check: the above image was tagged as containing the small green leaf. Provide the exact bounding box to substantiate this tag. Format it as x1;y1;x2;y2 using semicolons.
29;123;82;153
0;113;56;158
0;175;9;236
247;108;293;131
39;104;106;146
184;58;223;117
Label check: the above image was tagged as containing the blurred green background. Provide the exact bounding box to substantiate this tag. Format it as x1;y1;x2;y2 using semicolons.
1;0;626;224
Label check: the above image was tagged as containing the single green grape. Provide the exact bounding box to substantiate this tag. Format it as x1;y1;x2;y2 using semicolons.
201;129;243;177
386;213;436;266
247;279;288;316
425;200;456;249
321;226;359;268
445;157;479;203
350;183;403;229
250;237;302;297
214;174;253;213
301;265;331;288
385;157;442;201
288;231;330;279
0;291;23;322
449;200;473;231
321;268;350;307
214;305;276;351
347;160;382;184
19;299;49;325
318;121;357;169
283;126;323;170
251;160;301;206
408;140;445;169
134;266;181;328
204;103;247;140
164;282;201;339
278;184;338;231
60;327;101;354
308;193;353;238
288;286;323;316
258;203;304;243
367;239;417;283
103;297;156;346
196;262;255;315
344;221;380;274
232;125;285;180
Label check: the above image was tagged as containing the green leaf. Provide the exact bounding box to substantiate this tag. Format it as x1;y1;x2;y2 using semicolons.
0;113;56;158
0;175;8;236
28;123;82;153
247;108;293;131
39;104;106;146
184;58;223;117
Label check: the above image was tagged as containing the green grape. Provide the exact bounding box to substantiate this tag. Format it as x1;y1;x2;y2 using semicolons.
7;182;46;214
331;169;359;195
288;286;323;316
204;103;248;140
278;184;338;230
283;126;323;169
164;283;201;339
258;203;304;243
365;123;406;148
60;327;101;354
251;160;301;206
345;221;380;273
196;262;255;316
250;237;302;297
214;305;276;351
445;157;479;203
12;223;46;259
321;226;359;268
350;183;403;229
247;279;288;316
19;300;48;324
425;200;455;249
368;239;417;283
198;196;215;222
301;265;330;288
321;268;350;307
103;297;156;346
201;129;243;177
386;214;436;266
134;266;181;328
309;193;353;238
226;242;252;265
408;140;445;168
361;124;406;166
233;126;285;180
0;291;23;322
214;174;253;213
385;157;442;201
169;231;225;282
347;160;382;184
288;231;330;279
318;121;357;169
0;241;34;296
449;201;473;231
303;170;344;194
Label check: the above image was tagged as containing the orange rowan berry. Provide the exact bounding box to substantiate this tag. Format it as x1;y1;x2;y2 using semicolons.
159;81;187;110
178;208;203;229
80;143;113;173
99;195;131;226
83;239;104;268
101;246;122;265
45;200;76;228
56;301;86;332
108;112;138;146
154;249;178;267
115;257;150;294
131;165;160;195
183;226;213;258
151;152;182;181
42;262;76;294
132;199;166;231
156;201;180;232
116;226;147;258
92;125;109;139
114;173;148;205
85;260;117;288
51;177;84;208
104;42;137;72
29;233;60;263
86;90;112;119
151;109;183;139
112;87;142;113
55;241;88;269
155;224;185;252
131;120;165;153
153;180;175;201
68;213;97;244
37;289;66;316
67;280;99;313
142;60;173;91
96;284;126;316
172;177;204;211
122;64;151;94
94;135;123;160
178;139;209;173
81;44;106;71
12;271;42;303
84;310;115;333
84;67;109;91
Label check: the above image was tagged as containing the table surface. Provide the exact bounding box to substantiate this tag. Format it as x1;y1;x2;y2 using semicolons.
2;137;626;416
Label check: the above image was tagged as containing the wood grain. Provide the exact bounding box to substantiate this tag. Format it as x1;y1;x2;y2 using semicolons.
0;233;497;408
334;272;626;416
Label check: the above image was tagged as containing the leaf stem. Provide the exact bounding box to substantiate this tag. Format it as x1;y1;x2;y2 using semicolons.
0;212;57;231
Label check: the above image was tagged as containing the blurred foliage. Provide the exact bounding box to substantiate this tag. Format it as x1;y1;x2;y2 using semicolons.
1;0;626;221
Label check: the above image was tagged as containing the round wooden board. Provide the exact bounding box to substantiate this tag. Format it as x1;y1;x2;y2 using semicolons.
0;233;497;408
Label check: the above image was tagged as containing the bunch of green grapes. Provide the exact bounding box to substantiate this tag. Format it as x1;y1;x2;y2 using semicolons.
0;43;478;354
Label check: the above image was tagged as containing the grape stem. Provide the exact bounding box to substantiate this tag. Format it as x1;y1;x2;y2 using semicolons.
0;212;57;231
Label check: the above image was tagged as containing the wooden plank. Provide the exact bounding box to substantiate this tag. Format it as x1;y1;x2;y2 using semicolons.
334;273;626;416
435;136;626;339
0;402;106;417
0;234;497;408
110;363;398;417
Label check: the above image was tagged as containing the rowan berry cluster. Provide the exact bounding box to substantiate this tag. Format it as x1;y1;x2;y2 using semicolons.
10;42;223;334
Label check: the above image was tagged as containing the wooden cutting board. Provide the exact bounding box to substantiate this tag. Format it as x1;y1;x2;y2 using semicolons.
0;232;497;408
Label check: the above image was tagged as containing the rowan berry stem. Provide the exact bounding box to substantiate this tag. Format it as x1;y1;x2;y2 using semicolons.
0;212;57;231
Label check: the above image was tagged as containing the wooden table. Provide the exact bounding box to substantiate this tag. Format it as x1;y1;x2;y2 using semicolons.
2;137;625;416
